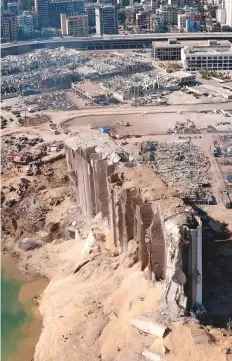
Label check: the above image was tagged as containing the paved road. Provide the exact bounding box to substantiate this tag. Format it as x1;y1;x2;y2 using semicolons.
2;101;232;136
2;32;232;49
58;101;232;121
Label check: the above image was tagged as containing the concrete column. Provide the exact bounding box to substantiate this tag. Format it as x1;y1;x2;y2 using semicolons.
96;159;109;218
149;213;166;280
196;219;202;305
189;217;202;306
76;149;86;214
90;153;101;215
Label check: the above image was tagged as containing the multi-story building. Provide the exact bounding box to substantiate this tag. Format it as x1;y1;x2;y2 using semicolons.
168;0;193;7
7;1;19;14
95;5;118;35
216;7;227;24
1;11;18;42
17;11;34;35
156;5;179;25
152;38;183;60
48;0;85;28
178;11;202;31
150;13;163;31
35;0;49;28
60;13;88;35
143;0;159;13
205;18;221;31
85;3;96;27
136;11;150;31
125;3;144;25
181;40;232;71
225;0;232;27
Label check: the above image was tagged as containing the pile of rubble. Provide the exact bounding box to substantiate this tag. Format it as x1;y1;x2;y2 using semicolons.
1;49;154;97
168;120;200;134
1;47;88;76
141;140;210;198
102;70;180;101
18;92;76;111
1;136;64;173
1;68;80;97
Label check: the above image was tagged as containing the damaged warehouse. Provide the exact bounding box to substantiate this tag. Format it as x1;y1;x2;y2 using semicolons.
65;129;203;320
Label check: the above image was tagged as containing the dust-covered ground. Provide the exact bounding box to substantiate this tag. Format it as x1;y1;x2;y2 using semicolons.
1;95;232;361
1;153;232;361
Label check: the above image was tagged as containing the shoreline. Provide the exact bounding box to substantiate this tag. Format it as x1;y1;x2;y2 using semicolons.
2;254;48;361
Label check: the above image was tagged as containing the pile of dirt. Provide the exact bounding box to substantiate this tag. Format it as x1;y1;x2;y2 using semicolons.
14;226;231;361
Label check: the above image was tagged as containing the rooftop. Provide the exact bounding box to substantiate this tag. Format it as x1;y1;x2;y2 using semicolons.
183;40;232;54
65;129;129;161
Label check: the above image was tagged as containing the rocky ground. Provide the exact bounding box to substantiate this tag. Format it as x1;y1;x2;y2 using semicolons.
1;97;232;361
1;154;232;361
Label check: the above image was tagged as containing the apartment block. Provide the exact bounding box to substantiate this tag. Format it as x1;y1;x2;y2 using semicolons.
61;13;88;36
136;11;150;31
35;0;49;28
17;11;34;35
225;0;232;27
216;7;227;24
95;5;118;35
178;12;202;30
1;12;18;42
157;5;179;25
181;40;232;71
7;1;19;14
48;0;85;28
85;3;96;27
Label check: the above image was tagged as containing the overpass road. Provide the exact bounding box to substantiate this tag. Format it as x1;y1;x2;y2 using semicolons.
2;32;232;55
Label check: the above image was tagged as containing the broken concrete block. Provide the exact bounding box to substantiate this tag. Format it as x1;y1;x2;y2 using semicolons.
142;348;161;361
130;316;166;338
150;338;164;355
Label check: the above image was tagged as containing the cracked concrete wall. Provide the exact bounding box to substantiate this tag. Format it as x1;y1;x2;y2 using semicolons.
65;146;116;218
66;141;202;318
160;217;188;320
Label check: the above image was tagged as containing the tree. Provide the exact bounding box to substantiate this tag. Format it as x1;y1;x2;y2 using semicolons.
21;0;34;11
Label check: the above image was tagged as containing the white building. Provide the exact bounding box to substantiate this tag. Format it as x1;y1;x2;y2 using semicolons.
60;14;88;36
181;40;232;71
216;7;227;24
17;11;34;35
225;0;232;27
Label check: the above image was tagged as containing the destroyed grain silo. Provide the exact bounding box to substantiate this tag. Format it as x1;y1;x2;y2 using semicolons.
65;129;203;320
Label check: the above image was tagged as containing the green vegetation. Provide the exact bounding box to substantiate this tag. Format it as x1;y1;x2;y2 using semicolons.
21;0;34;11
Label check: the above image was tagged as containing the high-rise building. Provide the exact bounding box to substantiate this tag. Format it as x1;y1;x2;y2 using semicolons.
35;0;49;28
136;11;150;31
216;7;227;24
7;1;19;14
48;0;85;28
85;3;96;27
143;0;159;13
225;0;232;27
17;11;34;35
60;13;88;35
1;11;18;42
156;5;179;25
95;5;118;35
178;11;202;30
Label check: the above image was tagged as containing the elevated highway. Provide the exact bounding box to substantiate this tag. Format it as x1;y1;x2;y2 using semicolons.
2;32;232;56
